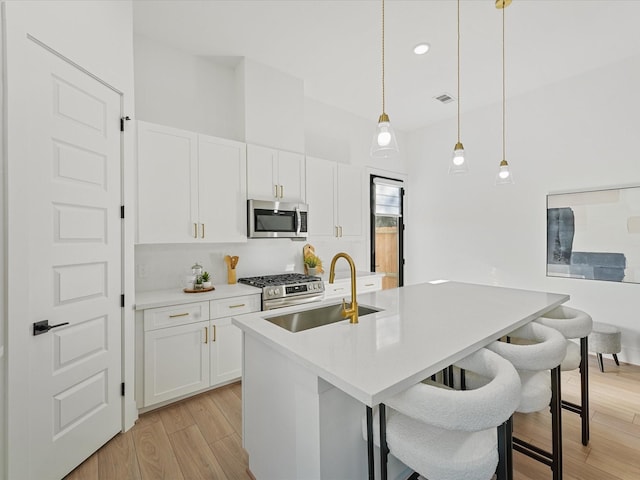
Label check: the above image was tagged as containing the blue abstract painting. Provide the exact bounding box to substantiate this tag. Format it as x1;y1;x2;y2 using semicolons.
547;186;640;284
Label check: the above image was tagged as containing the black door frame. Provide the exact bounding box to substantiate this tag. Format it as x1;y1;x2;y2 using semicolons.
369;174;404;287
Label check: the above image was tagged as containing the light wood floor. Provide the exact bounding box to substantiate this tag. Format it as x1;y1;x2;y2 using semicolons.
65;354;640;480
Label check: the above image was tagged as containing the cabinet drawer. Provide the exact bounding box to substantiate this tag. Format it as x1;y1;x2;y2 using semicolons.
357;276;382;294
324;281;350;299
144;301;210;331
210;294;261;319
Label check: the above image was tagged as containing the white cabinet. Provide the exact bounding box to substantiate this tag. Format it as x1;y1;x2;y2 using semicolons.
197;133;248;243
210;317;243;385
306;157;363;239
144;321;210;406
137;121;247;244
247;144;305;202
324;274;383;300
141;293;260;407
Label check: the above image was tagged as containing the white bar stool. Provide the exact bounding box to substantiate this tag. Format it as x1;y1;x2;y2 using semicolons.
485;322;567;480
536;305;592;446
365;348;521;480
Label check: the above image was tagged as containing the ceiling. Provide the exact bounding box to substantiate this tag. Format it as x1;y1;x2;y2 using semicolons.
132;0;640;132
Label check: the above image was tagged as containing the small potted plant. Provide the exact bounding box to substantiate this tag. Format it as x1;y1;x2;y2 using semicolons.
304;255;320;276
201;271;212;288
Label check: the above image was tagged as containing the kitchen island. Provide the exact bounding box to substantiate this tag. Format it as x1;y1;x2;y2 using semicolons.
232;281;569;480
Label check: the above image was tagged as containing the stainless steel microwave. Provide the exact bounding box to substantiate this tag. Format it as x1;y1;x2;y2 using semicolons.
248;199;308;238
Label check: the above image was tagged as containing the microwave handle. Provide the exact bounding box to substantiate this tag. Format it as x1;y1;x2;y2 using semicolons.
295;207;301;236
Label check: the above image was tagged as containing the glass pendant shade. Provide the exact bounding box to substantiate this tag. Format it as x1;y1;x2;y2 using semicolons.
449;142;468;174
371;113;399;158
495;160;514;185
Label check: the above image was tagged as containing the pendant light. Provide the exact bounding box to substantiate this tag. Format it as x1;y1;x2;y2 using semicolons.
495;0;514;184
370;0;399;158
449;0;468;175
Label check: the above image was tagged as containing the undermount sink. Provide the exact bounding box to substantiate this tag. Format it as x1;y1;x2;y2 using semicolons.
265;303;381;333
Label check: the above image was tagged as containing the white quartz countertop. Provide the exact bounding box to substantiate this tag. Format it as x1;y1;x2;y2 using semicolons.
232;281;569;406
135;283;262;310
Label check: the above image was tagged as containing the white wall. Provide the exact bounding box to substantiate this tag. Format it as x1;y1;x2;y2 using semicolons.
2;2;136;477
406;54;640;364
134;34;242;140
133;37;408;292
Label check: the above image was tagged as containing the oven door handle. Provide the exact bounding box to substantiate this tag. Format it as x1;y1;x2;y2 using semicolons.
263;294;324;310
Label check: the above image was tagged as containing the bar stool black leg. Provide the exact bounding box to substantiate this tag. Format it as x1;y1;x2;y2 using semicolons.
550;366;563;480
597;353;604;372
613;353;620;366
366;406;374;480
380;404;388;480
580;336;590;446
496;416;513;480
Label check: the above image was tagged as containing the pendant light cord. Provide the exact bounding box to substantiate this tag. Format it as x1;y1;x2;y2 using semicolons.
381;0;386;115
502;5;506;161
457;0;461;143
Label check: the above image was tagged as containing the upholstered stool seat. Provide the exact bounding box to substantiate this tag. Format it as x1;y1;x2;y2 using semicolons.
589;322;621;372
485;322;567;480
365;348;521;480
536;305;592;446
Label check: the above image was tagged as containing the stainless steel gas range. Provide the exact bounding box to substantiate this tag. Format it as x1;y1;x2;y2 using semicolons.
238;273;325;310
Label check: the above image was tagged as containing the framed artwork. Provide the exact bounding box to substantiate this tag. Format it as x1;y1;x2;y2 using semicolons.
547;186;640;284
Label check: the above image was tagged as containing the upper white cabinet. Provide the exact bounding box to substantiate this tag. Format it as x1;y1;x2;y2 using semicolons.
306;157;363;239
246;144;305;202
137;121;247;243
197;133;248;243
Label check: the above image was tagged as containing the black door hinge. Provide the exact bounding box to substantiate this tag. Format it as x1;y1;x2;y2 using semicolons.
120;116;131;132
121;294;125;308
121;382;125;396
121;205;125;219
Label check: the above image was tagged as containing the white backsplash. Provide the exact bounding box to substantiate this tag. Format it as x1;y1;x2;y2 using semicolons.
135;238;367;292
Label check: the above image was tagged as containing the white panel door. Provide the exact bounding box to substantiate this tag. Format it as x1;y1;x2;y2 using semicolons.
137;121;198;243
24;41;122;479
198;134;247;243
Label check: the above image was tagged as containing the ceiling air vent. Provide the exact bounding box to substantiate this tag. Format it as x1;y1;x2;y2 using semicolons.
434;93;455;104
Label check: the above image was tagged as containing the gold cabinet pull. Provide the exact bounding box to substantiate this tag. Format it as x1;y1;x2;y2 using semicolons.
201;223;205;238
228;303;246;309
169;312;189;318
335;226;339;238
339;226;343;237
193;223;198;238
212;325;216;342
279;185;284;198
274;184;278;198
204;326;208;343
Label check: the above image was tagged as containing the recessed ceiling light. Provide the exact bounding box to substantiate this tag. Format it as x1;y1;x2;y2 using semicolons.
413;43;431;55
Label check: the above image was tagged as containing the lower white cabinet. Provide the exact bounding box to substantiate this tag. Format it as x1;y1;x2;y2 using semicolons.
142;294;260;407
144;321;210;406
210;316;243;385
324;274;383;300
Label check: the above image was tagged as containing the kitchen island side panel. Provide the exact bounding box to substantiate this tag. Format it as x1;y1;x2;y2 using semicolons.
242;332;409;480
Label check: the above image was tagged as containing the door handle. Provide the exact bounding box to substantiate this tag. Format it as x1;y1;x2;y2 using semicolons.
204;326;208;344
193;223;198;238
33;320;69;336
279;185;284;198
200;223;205;239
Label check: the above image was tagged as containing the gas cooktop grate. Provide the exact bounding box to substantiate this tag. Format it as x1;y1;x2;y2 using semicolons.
238;273;321;288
